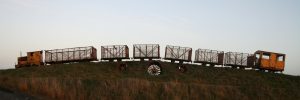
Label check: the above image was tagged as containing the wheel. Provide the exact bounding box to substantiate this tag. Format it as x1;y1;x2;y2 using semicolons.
178;65;187;73
147;64;161;75
118;63;127;71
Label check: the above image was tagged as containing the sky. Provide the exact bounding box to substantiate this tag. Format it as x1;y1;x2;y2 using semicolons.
0;0;299;75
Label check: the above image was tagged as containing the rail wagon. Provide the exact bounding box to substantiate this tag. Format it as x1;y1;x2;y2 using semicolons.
15;51;43;68
254;50;286;72
194;49;224;67
45;46;97;64
133;44;160;61
165;45;192;63
133;44;162;75
224;52;254;69
101;45;129;62
164;45;192;72
101;45;129;70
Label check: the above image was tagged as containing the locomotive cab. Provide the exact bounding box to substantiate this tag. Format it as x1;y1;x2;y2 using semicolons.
16;56;28;68
15;51;43;68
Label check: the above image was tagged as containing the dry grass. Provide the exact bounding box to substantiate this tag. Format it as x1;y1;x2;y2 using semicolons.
0;61;299;100
1;77;299;100
0;77;237;100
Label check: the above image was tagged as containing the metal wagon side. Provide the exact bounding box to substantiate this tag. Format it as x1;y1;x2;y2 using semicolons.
133;44;160;61
164;45;192;63
164;45;192;73
101;45;129;62
45;46;97;64
194;49;224;67
224;52;254;69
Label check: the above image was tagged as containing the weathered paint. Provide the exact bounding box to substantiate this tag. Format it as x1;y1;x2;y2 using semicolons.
16;51;43;68
27;51;43;66
255;50;285;71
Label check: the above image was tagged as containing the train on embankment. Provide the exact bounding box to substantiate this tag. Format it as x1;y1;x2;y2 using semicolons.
15;44;286;75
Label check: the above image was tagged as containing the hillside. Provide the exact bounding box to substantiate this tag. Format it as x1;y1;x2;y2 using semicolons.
0;61;299;100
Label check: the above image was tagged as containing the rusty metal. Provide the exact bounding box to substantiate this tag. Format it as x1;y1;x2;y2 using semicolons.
133;44;160;60
224;52;253;68
16;51;43;68
247;55;256;68
45;46;97;64
101;45;129;61
254;50;285;71
164;45;192;62
194;49;224;66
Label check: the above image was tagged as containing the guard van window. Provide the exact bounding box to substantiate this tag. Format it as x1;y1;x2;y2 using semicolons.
262;53;270;59
277;55;284;61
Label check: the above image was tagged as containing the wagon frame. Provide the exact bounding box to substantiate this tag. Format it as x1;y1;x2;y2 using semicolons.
194;49;224;67
44;46;97;64
133;44;160;61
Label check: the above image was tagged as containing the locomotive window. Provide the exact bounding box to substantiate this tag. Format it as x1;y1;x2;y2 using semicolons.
256;54;260;59
262;54;270;59
30;53;34;56
277;55;284;61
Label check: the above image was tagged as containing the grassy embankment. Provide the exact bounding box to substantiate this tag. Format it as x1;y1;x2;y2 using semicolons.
0;61;299;100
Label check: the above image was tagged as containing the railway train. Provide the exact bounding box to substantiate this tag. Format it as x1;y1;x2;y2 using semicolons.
15;44;286;75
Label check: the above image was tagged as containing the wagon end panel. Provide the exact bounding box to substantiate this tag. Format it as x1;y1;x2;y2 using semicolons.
188;49;192;61
218;52;224;65
91;47;97;61
247;55;255;68
125;46;129;59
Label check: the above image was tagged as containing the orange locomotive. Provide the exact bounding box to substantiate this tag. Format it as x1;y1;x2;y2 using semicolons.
15;51;43;68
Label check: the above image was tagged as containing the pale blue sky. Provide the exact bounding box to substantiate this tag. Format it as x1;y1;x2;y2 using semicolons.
0;0;299;75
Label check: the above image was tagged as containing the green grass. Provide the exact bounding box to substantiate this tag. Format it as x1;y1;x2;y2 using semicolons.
0;61;299;100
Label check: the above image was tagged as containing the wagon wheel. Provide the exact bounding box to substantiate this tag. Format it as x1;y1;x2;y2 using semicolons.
118;63;127;71
178;65;187;73
147;64;161;76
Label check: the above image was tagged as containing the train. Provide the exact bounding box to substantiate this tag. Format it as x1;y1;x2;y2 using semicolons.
15;44;286;75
